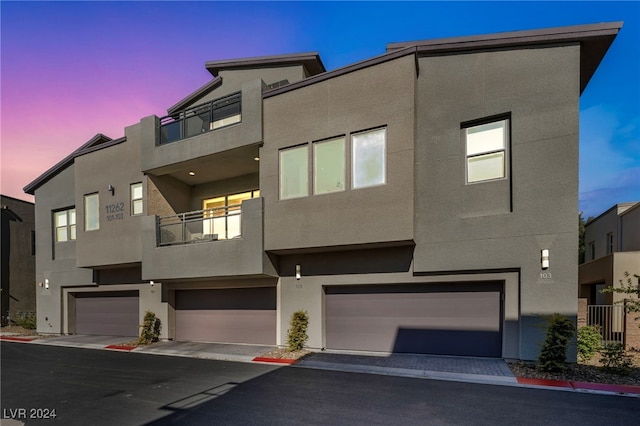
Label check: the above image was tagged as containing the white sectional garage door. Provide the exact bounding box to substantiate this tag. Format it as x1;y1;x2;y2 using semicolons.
175;287;276;345
325;283;503;357
74;291;139;337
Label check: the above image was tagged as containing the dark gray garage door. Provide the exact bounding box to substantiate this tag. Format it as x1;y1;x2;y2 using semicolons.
74;291;139;337
325;283;502;357
175;287;276;345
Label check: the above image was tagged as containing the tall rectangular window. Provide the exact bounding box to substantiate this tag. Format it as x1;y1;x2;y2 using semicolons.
131;182;143;216
84;193;100;231
589;241;595;260
314;137;345;195
280;145;308;200
352;128;386;189
606;232;614;254
465;118;508;183
54;208;76;242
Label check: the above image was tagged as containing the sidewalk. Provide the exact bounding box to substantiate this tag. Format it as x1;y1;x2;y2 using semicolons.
2;333;639;397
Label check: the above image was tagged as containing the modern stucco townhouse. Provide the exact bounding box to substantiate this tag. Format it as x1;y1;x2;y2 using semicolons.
24;22;621;361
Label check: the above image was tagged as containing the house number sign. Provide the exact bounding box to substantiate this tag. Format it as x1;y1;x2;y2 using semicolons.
105;202;126;222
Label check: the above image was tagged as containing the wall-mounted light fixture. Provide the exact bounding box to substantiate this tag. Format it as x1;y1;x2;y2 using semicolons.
150;280;155;287
108;184;115;196
541;249;550;270
295;264;301;280
188;171;196;176
44;278;50;289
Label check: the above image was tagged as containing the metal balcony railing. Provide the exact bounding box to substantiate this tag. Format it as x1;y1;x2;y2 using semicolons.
158;92;241;145
157;205;242;246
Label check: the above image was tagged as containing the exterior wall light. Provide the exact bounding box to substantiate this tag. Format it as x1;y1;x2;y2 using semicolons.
541;249;550;270
44;278;50;289
108;184;115;196
295;264;301;280
150;280;155;286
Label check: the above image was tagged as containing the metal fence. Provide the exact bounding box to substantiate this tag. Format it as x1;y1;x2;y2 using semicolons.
587;304;625;345
157;205;242;246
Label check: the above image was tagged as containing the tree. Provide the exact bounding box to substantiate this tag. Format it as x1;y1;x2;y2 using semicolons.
602;271;640;313
578;212;593;264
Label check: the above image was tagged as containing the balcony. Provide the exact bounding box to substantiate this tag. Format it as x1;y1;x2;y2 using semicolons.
158;92;241;145
158;204;243;246
141;198;274;280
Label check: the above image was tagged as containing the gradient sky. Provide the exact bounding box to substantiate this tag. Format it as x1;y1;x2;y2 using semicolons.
1;1;638;218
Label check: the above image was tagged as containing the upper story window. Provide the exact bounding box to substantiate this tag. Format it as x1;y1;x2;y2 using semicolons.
84;193;100;231
464;117;509;183
280;145;309;200
314;137;345;195
589;241;595;261
352;128;386;189
131;183;143;216
606;232;614;254
54;208;76;242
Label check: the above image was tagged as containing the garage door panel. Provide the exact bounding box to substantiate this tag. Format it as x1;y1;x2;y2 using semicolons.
326;285;502;357
175;287;276;345
75;294;139;337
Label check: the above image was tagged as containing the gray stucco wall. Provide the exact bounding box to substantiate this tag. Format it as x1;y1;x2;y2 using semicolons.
414;44;581;360
74;124;144;268
34;165;94;333
262;55;416;252
621;204;640;251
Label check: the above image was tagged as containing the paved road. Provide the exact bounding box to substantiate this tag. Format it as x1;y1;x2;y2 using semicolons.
1;342;639;425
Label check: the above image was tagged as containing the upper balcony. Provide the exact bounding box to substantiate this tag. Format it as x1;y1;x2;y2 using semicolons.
140;79;263;175
158;92;241;145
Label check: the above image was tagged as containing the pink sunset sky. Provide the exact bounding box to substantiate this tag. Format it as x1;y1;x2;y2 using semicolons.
2;1;638;218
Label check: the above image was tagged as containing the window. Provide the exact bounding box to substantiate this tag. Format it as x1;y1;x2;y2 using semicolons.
202;190;259;239
314;137;345;195
606;232;614;254
84;193;99;231
589;241;595;260
352;128;386;189
131;183;143;216
464;118;508;183
280;145;308;199
54;208;76;242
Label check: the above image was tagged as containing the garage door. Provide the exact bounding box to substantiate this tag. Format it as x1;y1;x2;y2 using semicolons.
325;283;502;357
74;291;139;337
175;287;276;345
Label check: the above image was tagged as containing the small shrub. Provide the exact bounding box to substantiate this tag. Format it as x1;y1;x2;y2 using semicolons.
599;343;633;375
11;312;37;330
287;310;309;352
538;313;574;372
138;311;161;345
577;325;602;362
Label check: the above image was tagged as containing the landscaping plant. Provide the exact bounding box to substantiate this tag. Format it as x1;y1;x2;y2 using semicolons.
577;325;602;362
138;310;161;345
287;310;309;352
538;313;574;372
599;343;633;375
11;312;37;330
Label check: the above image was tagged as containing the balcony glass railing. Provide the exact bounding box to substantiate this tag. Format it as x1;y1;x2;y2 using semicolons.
159;92;241;145
157;205;242;246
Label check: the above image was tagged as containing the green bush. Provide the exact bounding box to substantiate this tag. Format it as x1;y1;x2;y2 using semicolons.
599;343;633;375
11;312;37;330
538;313;575;372
138;311;161;345
287;310;309;352
577;325;602;362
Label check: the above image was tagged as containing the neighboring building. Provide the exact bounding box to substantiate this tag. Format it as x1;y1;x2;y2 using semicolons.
579;202;640;305
24;22;621;361
1;195;36;325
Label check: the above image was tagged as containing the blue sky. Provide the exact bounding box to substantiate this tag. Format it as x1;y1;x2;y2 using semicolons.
1;1;638;218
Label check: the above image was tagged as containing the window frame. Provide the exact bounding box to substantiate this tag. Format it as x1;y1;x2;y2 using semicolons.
130;182;143;216
313;136;346;195
588;241;596;261
351;127;387;190
606;232;614;254
462;115;510;184
279;144;309;200
84;193;100;231
53;207;76;243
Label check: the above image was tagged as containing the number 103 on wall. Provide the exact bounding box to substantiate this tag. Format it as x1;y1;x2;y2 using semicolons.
540;272;552;279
